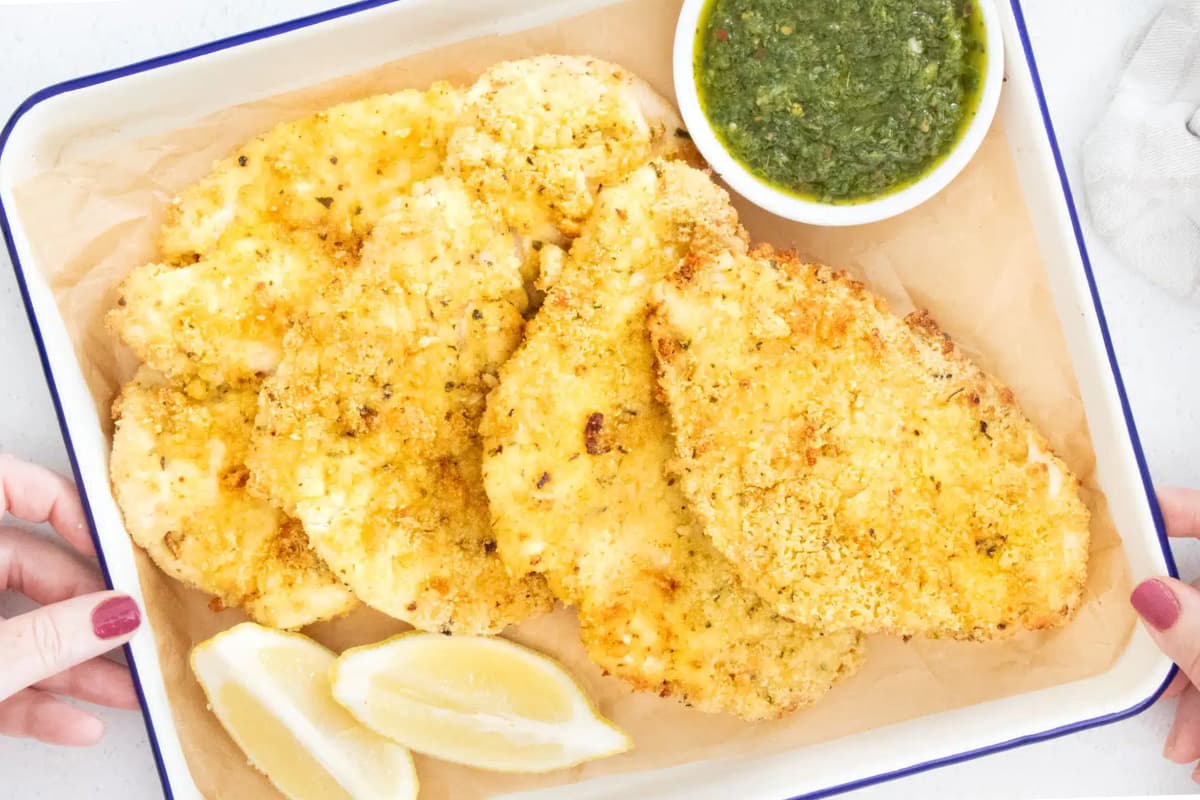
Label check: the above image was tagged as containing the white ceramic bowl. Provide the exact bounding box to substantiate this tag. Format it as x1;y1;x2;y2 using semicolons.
673;0;1006;226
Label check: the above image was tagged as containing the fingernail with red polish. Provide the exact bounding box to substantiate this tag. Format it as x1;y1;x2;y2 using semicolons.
1131;579;1180;631
92;595;141;640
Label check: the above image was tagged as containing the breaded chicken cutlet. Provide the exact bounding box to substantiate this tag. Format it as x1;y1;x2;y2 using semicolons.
109;85;462;386
446;55;695;255
248;177;552;634
110;367;356;629
481;163;864;720
110;226;338;387
648;247;1091;640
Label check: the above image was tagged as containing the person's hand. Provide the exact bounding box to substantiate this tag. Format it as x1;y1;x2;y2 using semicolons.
0;454;141;745
1131;486;1200;780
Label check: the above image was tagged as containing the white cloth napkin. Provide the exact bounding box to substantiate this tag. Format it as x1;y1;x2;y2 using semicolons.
1082;0;1200;302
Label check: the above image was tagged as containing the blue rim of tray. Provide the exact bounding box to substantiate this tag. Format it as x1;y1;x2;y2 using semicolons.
0;1;1179;798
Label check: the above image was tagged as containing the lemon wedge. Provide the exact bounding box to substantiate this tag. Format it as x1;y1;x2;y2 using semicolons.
190;623;417;800
330;632;632;773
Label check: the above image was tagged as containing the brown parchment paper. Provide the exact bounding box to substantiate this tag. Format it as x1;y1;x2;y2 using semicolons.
13;1;1135;798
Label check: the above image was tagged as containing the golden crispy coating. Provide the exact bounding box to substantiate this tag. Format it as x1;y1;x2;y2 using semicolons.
446;55;696;258
110;367;356;629
248;177;552;635
109;86;462;385
482;163;863;719
109;227;339;385
160;85;462;262
648;247;1091;640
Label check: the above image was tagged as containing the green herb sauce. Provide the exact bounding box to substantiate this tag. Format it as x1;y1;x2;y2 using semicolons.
696;0;987;203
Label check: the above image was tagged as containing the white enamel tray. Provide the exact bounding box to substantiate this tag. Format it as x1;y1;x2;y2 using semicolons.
0;1;1178;798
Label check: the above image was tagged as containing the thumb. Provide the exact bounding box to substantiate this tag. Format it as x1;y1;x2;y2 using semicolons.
0;591;141;702
1132;578;1200;686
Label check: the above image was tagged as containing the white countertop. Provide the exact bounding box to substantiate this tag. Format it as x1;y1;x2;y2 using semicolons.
1;1;1197;798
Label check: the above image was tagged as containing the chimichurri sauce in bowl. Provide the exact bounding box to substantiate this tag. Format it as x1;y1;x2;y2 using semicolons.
695;0;988;204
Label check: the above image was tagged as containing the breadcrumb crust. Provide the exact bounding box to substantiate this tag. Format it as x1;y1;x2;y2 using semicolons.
482;165;864;719
648;246;1091;640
